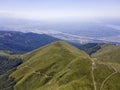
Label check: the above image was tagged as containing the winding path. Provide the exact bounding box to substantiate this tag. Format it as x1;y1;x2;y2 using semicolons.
24;65;52;78
89;58;97;90
24;58;118;90
99;65;117;90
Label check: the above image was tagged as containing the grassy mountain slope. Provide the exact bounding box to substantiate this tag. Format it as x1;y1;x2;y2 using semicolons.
91;44;120;63
0;52;22;75
9;41;120;90
0;52;22;90
10;41;94;90
91;44;120;90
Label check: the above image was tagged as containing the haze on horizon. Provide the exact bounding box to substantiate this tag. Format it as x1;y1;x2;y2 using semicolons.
0;0;120;21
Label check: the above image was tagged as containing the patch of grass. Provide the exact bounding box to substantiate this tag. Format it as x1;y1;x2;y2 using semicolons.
102;73;120;90
92;44;120;63
94;63;114;90
0;69;16;90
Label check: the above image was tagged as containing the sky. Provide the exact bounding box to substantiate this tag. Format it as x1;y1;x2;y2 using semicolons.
0;0;120;21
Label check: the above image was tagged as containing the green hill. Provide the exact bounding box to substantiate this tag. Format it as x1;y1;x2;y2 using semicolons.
91;44;120;83
10;41;94;90
1;41;120;90
91;44;120;63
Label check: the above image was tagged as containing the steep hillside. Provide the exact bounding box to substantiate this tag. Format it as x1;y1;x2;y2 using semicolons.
0;52;22;75
8;41;120;90
78;43;102;55
91;44;120;87
0;52;22;90
0;31;59;53
10;41;93;90
91;44;120;63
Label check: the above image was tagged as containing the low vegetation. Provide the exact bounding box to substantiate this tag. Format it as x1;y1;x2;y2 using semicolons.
0;41;120;90
0;52;22;90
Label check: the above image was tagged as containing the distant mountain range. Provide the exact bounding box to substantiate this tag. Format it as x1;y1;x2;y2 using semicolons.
0;31;59;53
0;18;120;44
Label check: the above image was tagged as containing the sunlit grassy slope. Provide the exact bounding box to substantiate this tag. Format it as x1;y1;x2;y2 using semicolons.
92;44;120;63
10;41;94;90
9;41;120;90
91;44;120;90
91;44;120;72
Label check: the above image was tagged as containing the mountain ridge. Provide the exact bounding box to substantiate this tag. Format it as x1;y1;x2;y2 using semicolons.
10;41;93;90
0;41;120;90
